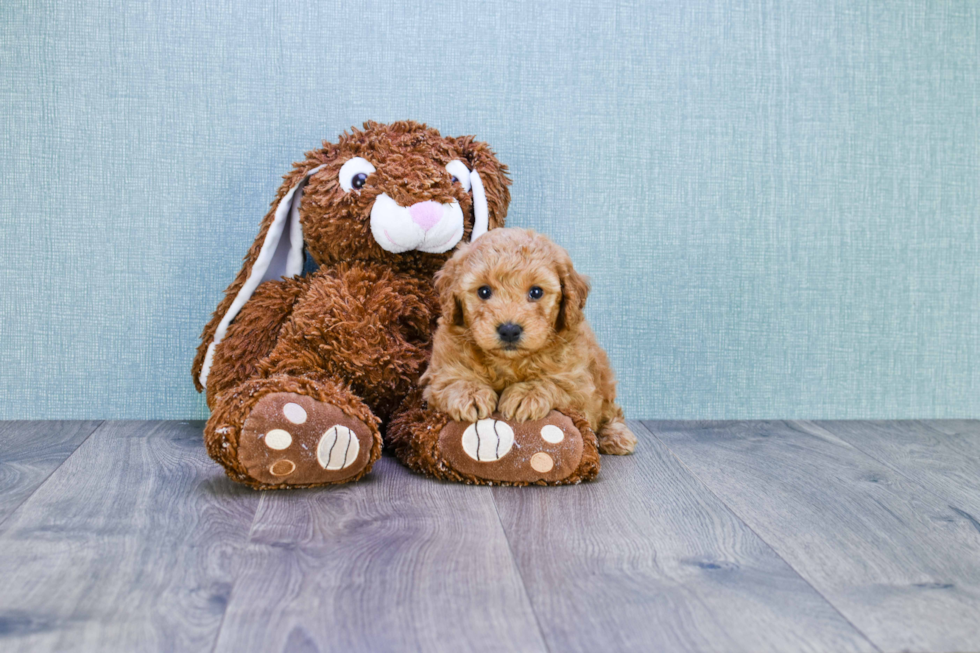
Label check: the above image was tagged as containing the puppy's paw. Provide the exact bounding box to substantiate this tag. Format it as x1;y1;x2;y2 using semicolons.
440;383;498;423
498;383;555;422
598;419;637;455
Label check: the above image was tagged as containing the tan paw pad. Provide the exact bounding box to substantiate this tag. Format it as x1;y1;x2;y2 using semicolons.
264;429;293;450
530;452;554;473
317;425;361;470
461;419;515;462
282;402;308;424
270;459;296;476
540;424;565;443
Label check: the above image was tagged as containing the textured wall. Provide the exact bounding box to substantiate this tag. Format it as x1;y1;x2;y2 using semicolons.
1;0;978;419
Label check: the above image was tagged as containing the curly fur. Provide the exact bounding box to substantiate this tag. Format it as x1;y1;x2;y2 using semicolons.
193;121;511;488
421;228;637;455
193;121;510;397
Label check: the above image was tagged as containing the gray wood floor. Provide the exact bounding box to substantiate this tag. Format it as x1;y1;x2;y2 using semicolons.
0;421;978;652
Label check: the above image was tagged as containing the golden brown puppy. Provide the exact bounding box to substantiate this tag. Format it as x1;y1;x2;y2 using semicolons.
421;228;637;455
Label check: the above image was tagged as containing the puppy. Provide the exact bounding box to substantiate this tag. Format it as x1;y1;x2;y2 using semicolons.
421;228;636;455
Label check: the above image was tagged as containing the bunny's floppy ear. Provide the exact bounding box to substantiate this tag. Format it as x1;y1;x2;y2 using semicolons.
453;136;511;241
468;169;491;241
193;164;325;390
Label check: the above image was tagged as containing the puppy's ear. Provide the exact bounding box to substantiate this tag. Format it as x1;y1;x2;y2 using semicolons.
450;297;465;327
434;248;466;327
452;136;511;239
192;160;326;391
555;260;590;334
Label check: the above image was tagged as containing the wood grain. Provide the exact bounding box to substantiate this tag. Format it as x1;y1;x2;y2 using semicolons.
821;420;980;517
5;420;979;652
646;420;980;653
489;421;875;653
212;455;548;653
0;421;102;524
0;421;259;652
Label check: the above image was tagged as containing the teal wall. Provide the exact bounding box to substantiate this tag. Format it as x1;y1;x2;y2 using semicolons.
2;0;978;419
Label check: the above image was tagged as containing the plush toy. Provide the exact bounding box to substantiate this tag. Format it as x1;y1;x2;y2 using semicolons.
194;121;600;488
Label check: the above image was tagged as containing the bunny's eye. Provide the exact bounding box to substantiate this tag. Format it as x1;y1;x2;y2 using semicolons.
339;157;377;192
445;160;472;191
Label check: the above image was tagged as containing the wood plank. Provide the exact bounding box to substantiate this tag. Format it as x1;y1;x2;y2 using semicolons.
0;421;102;524
646;420;980;653
490;421;875;653
821;420;980;516
212;455;548;653
0;421;260;652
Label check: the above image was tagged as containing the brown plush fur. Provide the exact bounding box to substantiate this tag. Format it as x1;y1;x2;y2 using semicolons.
194;121;511;488
193;121;510;398
421;229;637;455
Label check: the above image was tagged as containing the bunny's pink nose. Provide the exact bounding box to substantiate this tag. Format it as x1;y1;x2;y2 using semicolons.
408;201;442;231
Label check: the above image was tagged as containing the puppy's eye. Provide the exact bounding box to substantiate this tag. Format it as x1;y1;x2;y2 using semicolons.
528;286;544;301
339;157;377;192
450;176;459;185
477;286;493;300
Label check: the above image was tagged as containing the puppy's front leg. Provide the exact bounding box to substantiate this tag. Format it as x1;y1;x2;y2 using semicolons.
498;380;562;422
425;380;498;423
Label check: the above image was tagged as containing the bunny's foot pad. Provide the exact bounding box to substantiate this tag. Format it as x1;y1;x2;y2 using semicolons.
438;411;592;484
238;393;375;487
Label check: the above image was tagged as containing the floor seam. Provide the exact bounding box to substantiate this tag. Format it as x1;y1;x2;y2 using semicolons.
211;436;266;653
0;420;105;531
489;489;554;653
635;421;884;653
208;580;235;653
806;419;980;518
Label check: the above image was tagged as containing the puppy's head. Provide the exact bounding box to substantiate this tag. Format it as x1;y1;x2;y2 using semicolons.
435;228;590;358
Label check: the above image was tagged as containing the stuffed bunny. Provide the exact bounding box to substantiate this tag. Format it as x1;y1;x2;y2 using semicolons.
194;121;599;488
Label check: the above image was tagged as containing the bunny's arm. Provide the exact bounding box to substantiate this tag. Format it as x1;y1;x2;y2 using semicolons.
195;277;308;402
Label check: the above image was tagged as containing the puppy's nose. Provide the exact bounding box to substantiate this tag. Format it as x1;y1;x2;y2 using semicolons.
408;201;442;231
497;322;523;344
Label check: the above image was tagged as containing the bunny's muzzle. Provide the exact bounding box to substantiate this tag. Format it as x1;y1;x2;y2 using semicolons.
370;193;465;254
